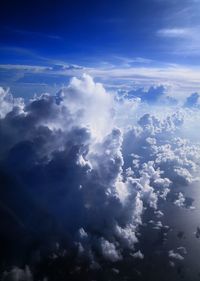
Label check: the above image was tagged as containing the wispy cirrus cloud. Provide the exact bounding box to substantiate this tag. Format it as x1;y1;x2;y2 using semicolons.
155;0;200;55
156;26;200;55
157;28;192;38
113;56;154;66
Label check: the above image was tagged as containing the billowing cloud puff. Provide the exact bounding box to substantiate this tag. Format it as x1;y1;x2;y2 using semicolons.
168;247;187;261
57;73;114;138
0;74;200;280
131;250;144;259
0;87;24;118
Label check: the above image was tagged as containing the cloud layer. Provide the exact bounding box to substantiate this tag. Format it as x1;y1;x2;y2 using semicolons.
0;74;200;280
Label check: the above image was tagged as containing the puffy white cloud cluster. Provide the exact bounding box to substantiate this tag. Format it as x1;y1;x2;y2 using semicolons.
0;74;200;278
0;87;24;118
168;247;187;263
174;192;186;207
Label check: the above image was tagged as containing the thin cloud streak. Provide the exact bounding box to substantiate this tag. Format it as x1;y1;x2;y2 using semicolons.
0;62;200;101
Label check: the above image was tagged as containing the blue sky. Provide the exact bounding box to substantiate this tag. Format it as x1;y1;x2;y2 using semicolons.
0;0;200;98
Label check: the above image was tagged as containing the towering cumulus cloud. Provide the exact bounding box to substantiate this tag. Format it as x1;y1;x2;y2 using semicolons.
0;75;200;281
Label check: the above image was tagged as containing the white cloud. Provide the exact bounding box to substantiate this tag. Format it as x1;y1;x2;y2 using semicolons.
1;62;200;102
100;238;122;262
157;26;200;55
155;0;200;55
0;87;24;118
157;28;192;38
174;192;186;207
131;250;144;259
168;251;184;261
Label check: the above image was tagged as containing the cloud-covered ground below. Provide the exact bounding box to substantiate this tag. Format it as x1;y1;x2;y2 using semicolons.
0;74;200;281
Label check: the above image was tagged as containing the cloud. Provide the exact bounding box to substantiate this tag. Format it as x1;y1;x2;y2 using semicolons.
0;74;200;279
114;56;154;66
0;75;141;268
100;238;122;262
2;266;32;281
168;250;184;261
157;28;192;38
156;26;200;55
168;247;187;262
1;61;200;102
155;0;200;56
174;192;185;207
0;87;24;118
131;250;144;259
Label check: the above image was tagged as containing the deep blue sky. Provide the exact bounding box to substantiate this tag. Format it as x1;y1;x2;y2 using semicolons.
1;0;200;65
0;0;200;98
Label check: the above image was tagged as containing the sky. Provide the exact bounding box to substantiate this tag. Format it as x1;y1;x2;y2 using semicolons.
0;0;200;99
1;0;200;64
